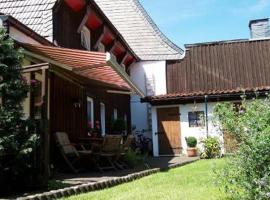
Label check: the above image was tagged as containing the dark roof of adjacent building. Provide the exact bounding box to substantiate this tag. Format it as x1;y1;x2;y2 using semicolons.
0;0;184;61
144;38;270;103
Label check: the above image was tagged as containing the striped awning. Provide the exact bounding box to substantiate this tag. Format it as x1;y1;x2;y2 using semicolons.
21;43;144;97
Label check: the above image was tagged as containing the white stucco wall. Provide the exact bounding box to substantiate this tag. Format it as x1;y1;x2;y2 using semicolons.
179;102;223;154
130;60;167;138
151;102;224;157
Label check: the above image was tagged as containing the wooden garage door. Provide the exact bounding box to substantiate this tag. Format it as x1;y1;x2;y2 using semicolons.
157;107;181;155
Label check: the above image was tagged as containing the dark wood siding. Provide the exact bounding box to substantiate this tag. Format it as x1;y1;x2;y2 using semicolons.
50;72;131;142
53;2;86;49
50;73;87;142
166;40;270;94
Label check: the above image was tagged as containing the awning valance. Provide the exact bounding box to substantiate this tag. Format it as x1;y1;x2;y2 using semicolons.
21;43;144;97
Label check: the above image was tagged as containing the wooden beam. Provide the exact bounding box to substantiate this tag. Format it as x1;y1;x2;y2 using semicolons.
93;25;106;50
77;5;91;33
106;40;116;52
107;90;132;95
120;52;129;66
21;63;49;73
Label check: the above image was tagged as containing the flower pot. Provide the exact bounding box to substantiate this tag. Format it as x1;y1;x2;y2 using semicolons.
187;147;197;157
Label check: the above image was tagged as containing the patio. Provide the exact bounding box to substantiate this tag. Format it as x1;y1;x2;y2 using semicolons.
55;156;199;186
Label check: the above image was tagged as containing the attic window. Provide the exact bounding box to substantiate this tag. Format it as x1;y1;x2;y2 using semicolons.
81;26;91;50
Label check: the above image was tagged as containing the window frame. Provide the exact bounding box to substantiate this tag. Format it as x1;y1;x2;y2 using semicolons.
100;102;106;136
87;97;94;128
113;108;118;120
188;111;205;128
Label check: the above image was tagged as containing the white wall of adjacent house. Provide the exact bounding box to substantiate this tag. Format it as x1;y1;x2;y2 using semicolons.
130;60;167;138
151;102;224;157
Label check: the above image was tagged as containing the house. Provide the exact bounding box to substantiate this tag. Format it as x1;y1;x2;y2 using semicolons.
0;0;149;177
0;0;184;141
143;18;270;156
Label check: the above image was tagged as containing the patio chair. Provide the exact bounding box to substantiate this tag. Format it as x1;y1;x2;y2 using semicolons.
115;135;135;169
55;132;93;173
93;135;122;172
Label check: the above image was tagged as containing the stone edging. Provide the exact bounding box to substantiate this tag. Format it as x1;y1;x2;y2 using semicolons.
17;159;199;200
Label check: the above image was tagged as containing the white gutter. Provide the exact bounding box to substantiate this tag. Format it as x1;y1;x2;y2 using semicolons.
106;52;145;98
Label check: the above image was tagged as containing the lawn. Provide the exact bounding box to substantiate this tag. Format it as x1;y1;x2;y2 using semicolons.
63;159;227;200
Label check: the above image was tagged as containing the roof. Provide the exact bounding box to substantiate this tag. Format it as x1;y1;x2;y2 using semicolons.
94;0;184;60
148;39;270;103
0;0;56;41
0;0;184;61
144;86;270;103
21;43;144;96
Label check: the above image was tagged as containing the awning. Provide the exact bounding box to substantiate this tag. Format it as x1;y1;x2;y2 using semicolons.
21;43;144;97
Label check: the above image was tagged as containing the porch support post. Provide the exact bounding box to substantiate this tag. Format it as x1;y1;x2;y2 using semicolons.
41;66;50;184
151;106;159;157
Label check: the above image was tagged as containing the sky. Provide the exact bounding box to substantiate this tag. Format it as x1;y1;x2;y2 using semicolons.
140;0;270;48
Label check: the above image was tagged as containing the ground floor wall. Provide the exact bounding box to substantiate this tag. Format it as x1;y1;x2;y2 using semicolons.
151;102;224;157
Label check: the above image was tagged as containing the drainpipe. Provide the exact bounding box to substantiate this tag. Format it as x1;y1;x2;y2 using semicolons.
205;95;209;137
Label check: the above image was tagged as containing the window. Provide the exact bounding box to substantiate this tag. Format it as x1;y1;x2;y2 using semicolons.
81;26;91;50
100;103;106;136
113;108;118;120
188;111;205;127
87;97;94;128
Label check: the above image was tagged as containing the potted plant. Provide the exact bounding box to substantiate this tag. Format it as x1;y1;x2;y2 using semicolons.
87;121;101;137
186;136;198;157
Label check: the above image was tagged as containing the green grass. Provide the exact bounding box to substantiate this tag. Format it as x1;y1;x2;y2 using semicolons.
63;159;227;200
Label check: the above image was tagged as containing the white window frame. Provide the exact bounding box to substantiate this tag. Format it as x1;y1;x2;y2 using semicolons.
81;26;91;50
100;102;106;136
87;97;94;128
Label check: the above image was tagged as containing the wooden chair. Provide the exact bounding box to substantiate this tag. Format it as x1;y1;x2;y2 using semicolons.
115;135;135;169
55;132;93;173
93;135;122;172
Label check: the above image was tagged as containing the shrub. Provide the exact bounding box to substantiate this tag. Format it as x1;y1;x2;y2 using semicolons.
123;149;144;168
200;137;221;159
213;97;270;199
186;136;197;148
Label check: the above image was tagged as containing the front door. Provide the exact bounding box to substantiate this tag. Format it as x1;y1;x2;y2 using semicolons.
157;107;181;155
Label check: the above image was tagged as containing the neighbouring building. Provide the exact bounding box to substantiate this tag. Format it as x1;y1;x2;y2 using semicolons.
143;18;270;156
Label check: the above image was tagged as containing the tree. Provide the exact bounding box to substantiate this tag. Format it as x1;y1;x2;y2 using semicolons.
0;28;39;195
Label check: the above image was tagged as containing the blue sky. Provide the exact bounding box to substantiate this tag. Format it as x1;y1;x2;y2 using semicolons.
140;0;270;48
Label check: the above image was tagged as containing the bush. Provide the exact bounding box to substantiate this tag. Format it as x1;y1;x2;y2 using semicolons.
213;97;270;199
200;137;221;159
123;149;144;168
186;136;197;148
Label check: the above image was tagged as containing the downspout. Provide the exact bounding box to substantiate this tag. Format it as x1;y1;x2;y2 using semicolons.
205;95;209;137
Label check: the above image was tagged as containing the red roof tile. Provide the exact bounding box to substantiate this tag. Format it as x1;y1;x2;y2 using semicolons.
21;43;130;89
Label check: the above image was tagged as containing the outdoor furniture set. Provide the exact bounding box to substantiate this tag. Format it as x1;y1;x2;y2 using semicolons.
55;132;134;173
